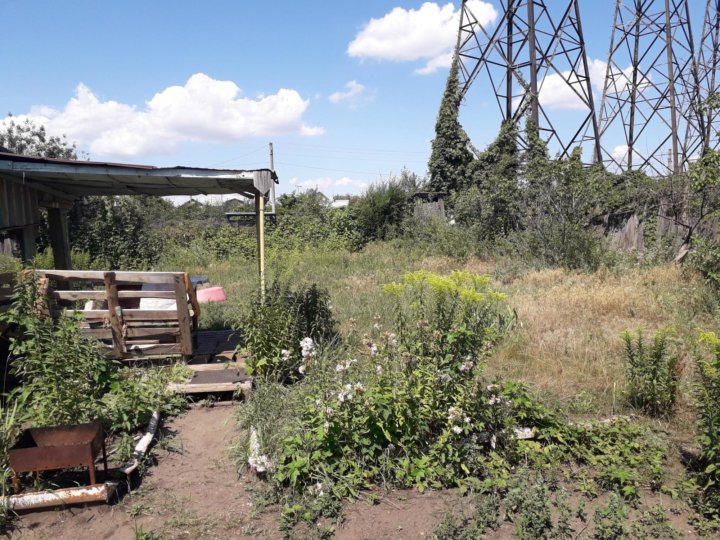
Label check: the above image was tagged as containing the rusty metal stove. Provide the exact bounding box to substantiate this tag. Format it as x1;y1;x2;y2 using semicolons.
9;422;108;493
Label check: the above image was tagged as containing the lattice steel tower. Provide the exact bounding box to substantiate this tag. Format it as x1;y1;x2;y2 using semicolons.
456;0;600;161
596;0;700;176
696;0;720;154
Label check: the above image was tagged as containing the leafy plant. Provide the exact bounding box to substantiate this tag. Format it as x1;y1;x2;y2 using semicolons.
621;328;679;418
593;493;629;539
694;332;720;518
241;281;337;381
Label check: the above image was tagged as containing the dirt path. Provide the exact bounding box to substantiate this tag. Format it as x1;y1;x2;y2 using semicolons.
11;407;455;539
14;406;265;540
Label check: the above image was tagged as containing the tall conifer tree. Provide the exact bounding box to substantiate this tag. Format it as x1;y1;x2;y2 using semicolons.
428;56;474;194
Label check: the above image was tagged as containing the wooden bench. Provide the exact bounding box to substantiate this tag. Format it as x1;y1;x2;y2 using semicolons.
36;270;200;359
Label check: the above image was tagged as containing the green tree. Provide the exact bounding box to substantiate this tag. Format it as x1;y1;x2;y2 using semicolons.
0;116;79;159
428;56;474;194
69;196;164;270
455;121;521;240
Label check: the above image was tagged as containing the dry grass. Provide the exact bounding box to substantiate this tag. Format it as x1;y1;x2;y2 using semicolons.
486;264;718;417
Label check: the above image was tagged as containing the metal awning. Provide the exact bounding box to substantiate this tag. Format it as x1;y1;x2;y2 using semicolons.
0;151;277;201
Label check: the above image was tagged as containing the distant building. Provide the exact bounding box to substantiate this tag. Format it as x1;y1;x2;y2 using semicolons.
330;199;350;209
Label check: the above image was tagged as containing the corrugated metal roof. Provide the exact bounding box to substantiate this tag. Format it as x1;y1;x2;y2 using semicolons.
0;151;278;200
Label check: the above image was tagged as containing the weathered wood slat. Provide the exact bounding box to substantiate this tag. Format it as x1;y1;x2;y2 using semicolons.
104;272;126;356
174;274;193;355
66;309;179;321
52;289;176;301
124;343;182;356
37;270;182;284
167;381;248;394
126;327;181;338
51;290;106;301
186;362;246;372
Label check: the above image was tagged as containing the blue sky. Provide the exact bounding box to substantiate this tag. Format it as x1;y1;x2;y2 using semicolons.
0;1;707;198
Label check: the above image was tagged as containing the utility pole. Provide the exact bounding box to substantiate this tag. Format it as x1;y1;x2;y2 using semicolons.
269;142;276;214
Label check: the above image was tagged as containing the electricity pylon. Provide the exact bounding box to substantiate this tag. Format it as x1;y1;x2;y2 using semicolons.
596;0;700;176
456;0;601;161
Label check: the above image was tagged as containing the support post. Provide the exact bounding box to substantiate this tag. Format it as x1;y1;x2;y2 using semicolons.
47;208;71;270
255;192;266;301
20;226;36;263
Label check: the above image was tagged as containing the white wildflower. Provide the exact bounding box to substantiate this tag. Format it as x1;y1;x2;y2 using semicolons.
247;428;274;473
488;396;500;406
387;333;398;347
298;364;306;375
335;363;346;373
369;344;379;356
459;360;474;372
452;426;463;435
373;322;382;331
490;434;497;449
376;365;383;375
300;337;315;360
310;481;324;497
486;384;500;392
447;406;464;423
353;382;366;394
323;421;330;431
325;406;335;417
464;417;471;424
281;349;291;361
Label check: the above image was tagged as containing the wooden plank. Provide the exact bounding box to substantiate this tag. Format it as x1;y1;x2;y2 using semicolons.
66;309;178;321
51;290;106;301
167;382;245;394
125;343;182;356
63;309;110;319
52;289;176;301
126;327;181;338
174;274;193;355
37;270;181;284
104;272;126;356
184;272;201;320
79;328;113;339
186;362;246;372
118;290;176;299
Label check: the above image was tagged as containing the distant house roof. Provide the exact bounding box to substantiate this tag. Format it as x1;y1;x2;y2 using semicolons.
0;151;278;203
330;199;350;209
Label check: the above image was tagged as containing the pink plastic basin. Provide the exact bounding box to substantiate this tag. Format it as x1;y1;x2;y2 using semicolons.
196;286;227;304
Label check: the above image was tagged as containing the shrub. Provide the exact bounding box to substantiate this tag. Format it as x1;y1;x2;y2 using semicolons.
621;329;679;418
687;240;720;292
695;332;720;518
4;274;119;427
241;281;337;382
352;179;411;243
239;271;530;499
2;274;185;434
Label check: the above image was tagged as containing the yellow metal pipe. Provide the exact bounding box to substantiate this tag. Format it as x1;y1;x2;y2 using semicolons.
255;192;266;301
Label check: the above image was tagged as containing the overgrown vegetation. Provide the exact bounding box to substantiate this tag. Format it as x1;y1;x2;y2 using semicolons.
621;329;679;418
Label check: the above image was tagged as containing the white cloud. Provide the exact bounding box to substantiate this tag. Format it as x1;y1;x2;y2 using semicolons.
328;80;373;108
290;176;368;192
347;1;497;75
4;73;323;158
512;59;607;111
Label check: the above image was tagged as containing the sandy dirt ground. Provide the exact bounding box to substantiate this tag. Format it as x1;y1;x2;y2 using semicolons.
10;406;452;539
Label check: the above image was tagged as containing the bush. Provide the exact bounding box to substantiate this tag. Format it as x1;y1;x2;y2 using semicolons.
352;179;411;244
695;332;720;518
621;329;679;418
687;240;720;292
241;281;337;382
239;271;529;499
1;274;185;434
